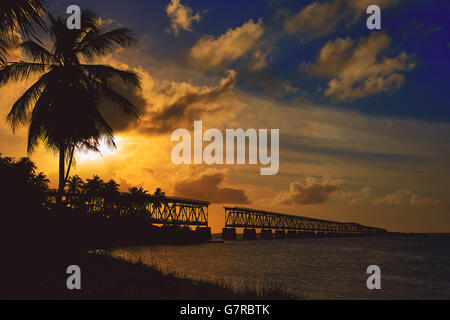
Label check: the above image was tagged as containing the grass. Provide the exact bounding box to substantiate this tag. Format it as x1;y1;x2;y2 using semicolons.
1;249;297;300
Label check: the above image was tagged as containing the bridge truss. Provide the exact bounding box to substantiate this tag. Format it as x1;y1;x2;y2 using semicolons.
148;196;209;227
48;191;209;227
224;207;386;235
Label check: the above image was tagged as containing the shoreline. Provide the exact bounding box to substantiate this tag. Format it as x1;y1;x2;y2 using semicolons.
0;249;295;300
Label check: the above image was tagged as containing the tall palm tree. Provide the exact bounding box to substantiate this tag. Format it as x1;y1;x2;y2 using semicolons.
0;0;47;65
0;10;141;203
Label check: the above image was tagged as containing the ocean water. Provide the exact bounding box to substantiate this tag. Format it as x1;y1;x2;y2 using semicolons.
106;235;450;299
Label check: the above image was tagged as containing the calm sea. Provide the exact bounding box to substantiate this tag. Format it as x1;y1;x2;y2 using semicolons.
106;235;450;299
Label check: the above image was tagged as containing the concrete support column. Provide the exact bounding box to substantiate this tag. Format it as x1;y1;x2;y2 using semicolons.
243;228;257;240
274;230;286;239
287;230;297;238
196;226;211;241
222;227;237;240
260;229;273;239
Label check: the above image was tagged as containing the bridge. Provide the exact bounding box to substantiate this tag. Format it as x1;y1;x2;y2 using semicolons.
47;190;211;237
222;207;387;240
147;196;209;227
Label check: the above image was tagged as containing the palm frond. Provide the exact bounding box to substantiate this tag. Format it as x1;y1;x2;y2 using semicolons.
26;87;53;153
84;75;140;120
7;71;51;131
77;28;136;62
0;0;47;35
0;61;48;85
80;64;141;88
0;32;11;66
19;40;57;64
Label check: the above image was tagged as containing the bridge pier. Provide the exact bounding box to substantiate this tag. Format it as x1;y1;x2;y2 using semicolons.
260;229;273;239
287;230;297;238
297;230;314;238
274;230;286;239
243;228;257;240
196;226;212;241
222;227;237;240
314;231;325;238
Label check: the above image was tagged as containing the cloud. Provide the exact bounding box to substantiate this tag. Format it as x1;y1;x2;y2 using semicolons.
173;172;249;203
188;19;264;70
283;0;402;40
340;186;371;204
140;70;239;134
166;0;202;35
276;177;340;205
309;33;416;101
409;194;440;206
283;0;343;39
373;189;440;206
95;51;241;136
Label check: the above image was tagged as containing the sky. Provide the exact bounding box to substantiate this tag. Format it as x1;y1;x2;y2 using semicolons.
1;0;449;233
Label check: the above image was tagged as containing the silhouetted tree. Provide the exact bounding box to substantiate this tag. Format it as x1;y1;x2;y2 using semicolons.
127;187;149;216
84;175;104;197
34;172;49;193
103;179;120;197
152;187;166;209
0;0;47;65
0;10;141;205
0;153;49;215
66;175;84;194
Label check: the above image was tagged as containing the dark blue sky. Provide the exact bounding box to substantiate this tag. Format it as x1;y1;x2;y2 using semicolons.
47;0;450;121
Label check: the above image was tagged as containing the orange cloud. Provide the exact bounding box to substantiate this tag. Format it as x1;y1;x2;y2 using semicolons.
339;186;371;204
173;172;249;204
373;189;440;206
276;177;340;205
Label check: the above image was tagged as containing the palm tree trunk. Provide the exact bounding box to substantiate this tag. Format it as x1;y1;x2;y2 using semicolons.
64;144;75;184
57;146;65;207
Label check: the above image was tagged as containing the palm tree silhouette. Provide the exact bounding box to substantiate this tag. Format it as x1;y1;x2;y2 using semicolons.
84;175;104;197
152;188;166;209
0;0;47;66
67;175;84;194
0;10;141;204
128;187;149;216
33;172;49;194
103;179;120;196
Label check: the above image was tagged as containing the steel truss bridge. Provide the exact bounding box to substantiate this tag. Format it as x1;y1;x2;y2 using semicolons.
147;196;209;227
224;207;387;235
48;191;209;227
